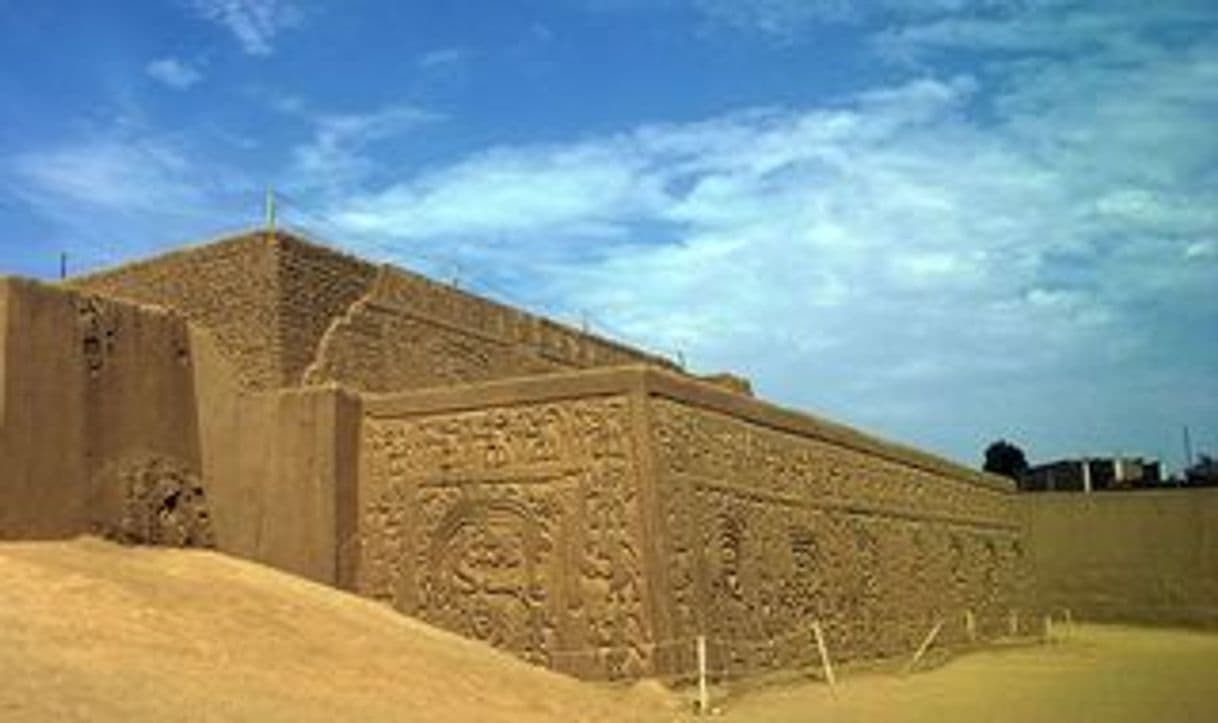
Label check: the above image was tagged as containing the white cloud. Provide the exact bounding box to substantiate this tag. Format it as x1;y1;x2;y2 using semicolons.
15;0;1210;465
417;47;465;70
691;0;858;35
145;57;204;89
13;139;202;211
1185;240;1216;259
291;105;443;190
6;131;257;270
315;7;1218;463
189;0;302;55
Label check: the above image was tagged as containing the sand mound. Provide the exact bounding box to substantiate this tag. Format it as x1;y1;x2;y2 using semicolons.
0;538;683;722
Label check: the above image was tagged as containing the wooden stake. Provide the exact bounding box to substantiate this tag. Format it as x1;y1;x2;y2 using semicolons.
812;621;837;697
905;620;944;675
1044;614;1053;642
965;610;976;644
1009;610;1019;637
697;635;708;715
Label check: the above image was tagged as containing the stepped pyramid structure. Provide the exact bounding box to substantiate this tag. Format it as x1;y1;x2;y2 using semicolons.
0;229;1025;679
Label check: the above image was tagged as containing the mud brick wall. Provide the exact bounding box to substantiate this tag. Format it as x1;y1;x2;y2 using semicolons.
68;233;284;389
73;231;672;394
304;267;563;392
305;264;676;393
69;233;378;390
275;235;378;386
642;379;1025;676
353;367;1024;680
356;370;655;679
1021;490;1218;629
0;278;206;543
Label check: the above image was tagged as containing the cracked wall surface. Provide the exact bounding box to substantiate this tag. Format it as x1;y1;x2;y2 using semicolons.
304;265;676;392
68;233;378;390
71;231;672;394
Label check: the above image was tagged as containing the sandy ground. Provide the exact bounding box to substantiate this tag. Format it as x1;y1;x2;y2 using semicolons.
0;538;683;723
3;538;1217;723
718;625;1218;722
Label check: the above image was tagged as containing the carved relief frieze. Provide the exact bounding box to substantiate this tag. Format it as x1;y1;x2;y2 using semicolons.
651;397;1022;672
359;395;650;678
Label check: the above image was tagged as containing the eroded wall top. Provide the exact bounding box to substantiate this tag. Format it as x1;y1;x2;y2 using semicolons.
69;230;675;393
67;233;286;389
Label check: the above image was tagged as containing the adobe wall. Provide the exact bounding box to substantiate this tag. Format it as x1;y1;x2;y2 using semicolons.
67;233;286;389
641;371;1025;674
1021;490;1218;629
354;366;1025;680
71;231;671;396
276;236;378;386
68;233;379;390
0;277;205;542
0;276;356;583
357;368;653;678
193;381;360;586
304;265;676;393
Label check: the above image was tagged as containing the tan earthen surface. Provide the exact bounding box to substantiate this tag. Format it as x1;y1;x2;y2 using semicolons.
1021;489;1218;628
0;538;683;723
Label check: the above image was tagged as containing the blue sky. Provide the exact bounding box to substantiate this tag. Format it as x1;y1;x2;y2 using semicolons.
1;0;1215;470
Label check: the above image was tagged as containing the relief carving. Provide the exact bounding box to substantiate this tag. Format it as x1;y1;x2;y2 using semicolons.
652;397;1022;672
359;396;649;678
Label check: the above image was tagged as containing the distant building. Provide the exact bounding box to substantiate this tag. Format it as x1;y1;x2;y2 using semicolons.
1022;456;1162;492
1184;455;1218;487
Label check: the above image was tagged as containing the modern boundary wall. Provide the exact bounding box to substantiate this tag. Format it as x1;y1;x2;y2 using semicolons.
1021;490;1218;629
356;366;1024;679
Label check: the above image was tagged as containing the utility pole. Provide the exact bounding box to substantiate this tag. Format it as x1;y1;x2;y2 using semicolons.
1183;425;1194;469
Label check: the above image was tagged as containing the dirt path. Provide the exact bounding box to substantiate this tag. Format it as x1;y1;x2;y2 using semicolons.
0;538;683;723
718;624;1218;722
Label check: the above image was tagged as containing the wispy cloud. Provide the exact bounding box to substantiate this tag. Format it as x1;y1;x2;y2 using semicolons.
318;5;1218;462
13;139;202;212
417;47;466;70
189;0;303;55
6;124;257;268
145;57;205;89
291;105;444;190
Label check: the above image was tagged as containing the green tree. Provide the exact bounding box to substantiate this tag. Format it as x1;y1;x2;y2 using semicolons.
983;439;1029;481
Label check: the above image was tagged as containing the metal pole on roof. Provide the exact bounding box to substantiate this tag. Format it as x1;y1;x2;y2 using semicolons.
1184;425;1194;468
265;187;277;241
